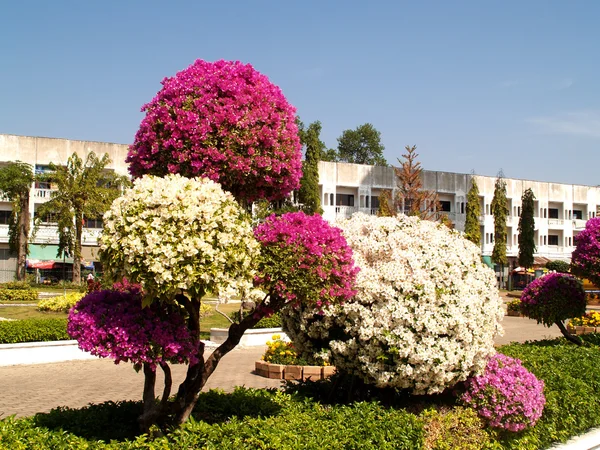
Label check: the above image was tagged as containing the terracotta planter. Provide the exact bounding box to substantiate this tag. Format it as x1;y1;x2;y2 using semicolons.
268;363;285;379
302;366;322;381
322;365;336;379
575;326;586;335
284;365;303;381
506;310;522;317
255;361;269;377
584;326;596;334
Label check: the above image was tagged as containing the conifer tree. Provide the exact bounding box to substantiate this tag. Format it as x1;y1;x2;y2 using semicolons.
377;190;394;217
464;177;481;247
395;145;439;221
518;188;536;268
491;172;509;287
298;120;324;214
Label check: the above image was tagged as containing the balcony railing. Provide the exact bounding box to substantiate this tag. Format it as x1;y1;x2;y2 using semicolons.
573;219;587;229
34;189;54;200
548;219;564;227
335;206;357;219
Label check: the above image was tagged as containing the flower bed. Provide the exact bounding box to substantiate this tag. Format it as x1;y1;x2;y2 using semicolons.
254;360;336;381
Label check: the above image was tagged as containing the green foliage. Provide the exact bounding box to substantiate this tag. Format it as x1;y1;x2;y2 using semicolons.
0;161;34;281
321;147;339;162
518;188;536;268
0;281;32;290
491;174;508;265
0;389;424;449
546;260;570;273
0;289;38;302
377;189;394;217
37;292;84;312
229;310;282;328
337;123;387;166
497;336;600;449
464;178;481;247
422;407;497;450
297;120;324;215
34;152;130;284
0;318;69;343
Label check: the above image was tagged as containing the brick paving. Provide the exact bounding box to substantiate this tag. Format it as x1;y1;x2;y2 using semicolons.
0;316;570;419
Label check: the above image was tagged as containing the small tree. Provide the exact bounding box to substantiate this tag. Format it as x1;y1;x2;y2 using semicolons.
0;162;34;281
297;120;324;214
35;152;129;284
336;123;387;166
377;190;394;217
464;177;481;247
518;188;536;268
520;272;586;345
546;260;570;273
394;145;439;221
321;148;339;162
571;217;600;286
491;172;508;286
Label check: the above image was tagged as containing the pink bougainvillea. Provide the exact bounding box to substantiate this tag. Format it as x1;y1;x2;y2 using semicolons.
68;282;198;371
254;211;358;308
461;353;546;432
126;59;302;203
571;217;600;287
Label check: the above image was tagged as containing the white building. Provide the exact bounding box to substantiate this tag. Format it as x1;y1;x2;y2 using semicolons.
318;160;600;268
1;133;598;280
0;134;129;282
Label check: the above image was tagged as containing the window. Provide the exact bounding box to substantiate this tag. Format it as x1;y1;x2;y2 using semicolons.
0;248;9;260
439;201;451;212
548;208;559;219
335;194;354;207
0;210;11;225
370;196;380;209
330;194;334;206
573;210;582;220
84;218;103;229
461;202;465;214
548;235;559;246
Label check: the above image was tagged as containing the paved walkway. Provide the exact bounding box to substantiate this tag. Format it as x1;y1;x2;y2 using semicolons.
0;315;568;419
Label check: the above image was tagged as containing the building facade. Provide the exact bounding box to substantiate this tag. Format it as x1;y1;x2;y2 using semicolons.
1;133;598;280
319;161;600;267
0;134;129;281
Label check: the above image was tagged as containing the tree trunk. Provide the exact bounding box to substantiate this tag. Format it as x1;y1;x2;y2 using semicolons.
16;192;30;281
556;320;583;346
73;213;82;284
172;295;286;425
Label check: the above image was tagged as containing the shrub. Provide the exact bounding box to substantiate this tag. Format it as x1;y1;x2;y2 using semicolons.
460;353;545;432
570;311;600;327
283;213;504;394
422;407;495;450
0;281;31;290
506;299;521;313
0;289;38;302
262;334;298;365
229;310;283;328
126;59;302;203
520;273;586;327
37;292;84;313
571;217;600;286
545;260;570;273
0;318;69;344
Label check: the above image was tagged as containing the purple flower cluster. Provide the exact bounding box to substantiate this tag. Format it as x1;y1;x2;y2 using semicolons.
571;217;600;287
461;353;546;432
520;272;586;327
67;286;199;371
254;211;359;308
126;59;302;203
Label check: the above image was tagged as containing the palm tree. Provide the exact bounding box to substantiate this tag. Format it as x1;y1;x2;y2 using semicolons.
34;152;129;284
0;162;34;280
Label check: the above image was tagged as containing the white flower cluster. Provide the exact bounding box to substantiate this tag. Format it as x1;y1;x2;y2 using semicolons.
283;213;504;394
100;174;259;301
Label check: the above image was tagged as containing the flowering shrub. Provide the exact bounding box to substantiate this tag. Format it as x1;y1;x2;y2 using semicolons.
506;299;522;313
571;217;600;287
37;292;84;313
262;334;298;365
126;59;302;203
100;174;259;303
283;213;504;394
570;311;600;327
461;353;545;432
520;273;586;327
68;284;198;370
254;211;359;309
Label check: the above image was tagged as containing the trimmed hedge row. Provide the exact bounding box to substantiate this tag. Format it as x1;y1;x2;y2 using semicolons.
0;289;38;303
0;318;69;344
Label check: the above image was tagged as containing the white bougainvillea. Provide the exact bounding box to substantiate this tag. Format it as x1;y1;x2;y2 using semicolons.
282;213;504;395
100;174;259;302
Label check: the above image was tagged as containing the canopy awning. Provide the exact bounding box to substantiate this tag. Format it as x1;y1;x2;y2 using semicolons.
27;244;93;269
27;260;57;269
482;255;494;269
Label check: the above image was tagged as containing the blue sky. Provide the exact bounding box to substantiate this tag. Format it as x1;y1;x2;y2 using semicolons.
1;1;599;185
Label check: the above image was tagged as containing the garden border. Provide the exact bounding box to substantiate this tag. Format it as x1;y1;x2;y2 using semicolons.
255;360;336;381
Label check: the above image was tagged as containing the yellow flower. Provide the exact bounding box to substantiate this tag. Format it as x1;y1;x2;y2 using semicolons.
272;334;281;340
279;351;285;355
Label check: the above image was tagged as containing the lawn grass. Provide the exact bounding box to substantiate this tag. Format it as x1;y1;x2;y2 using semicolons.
0;306;67;320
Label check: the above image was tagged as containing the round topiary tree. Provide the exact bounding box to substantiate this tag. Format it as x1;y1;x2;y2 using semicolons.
460;353;545;432
520;272;586;345
126;59;302;204
571;217;600;287
545;260;570;273
282;213;504;395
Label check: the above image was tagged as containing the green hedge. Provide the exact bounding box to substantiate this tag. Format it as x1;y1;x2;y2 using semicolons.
0;318;69;344
0;289;38;302
0;281;32;290
229;311;282;328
